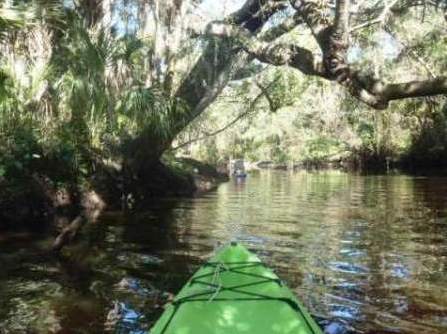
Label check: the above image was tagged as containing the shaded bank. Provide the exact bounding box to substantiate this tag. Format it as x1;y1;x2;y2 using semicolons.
0;156;228;250
242;150;447;174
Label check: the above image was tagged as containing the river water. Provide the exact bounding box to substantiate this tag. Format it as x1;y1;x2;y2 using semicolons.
1;171;447;333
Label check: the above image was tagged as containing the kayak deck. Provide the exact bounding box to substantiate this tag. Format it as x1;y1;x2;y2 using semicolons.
150;243;323;334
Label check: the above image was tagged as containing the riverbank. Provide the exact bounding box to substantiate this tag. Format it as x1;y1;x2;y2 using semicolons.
0;156;228;249
242;153;447;175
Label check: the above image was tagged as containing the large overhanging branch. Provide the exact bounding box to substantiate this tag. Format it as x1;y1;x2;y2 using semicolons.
226;13;308;82
380;77;447;101
205;22;324;76
291;0;447;108
204;0;447;110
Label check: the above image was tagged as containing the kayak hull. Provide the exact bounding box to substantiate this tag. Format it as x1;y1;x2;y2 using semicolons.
150;243;323;334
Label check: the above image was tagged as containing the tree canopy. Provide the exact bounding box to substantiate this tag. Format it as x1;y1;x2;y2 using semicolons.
0;0;446;170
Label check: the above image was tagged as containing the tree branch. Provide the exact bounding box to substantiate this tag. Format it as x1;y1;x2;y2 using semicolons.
334;0;350;38
353;0;445;27
170;109;251;151
174;0;288;132
325;0;350;81
229;0;289;31
260;12;305;41
384;27;438;79
205;22;324;76
349;0;399;32
171;78;279;151
290;0;329;33
290;0;332;48
256;82;277;112
182;0;447;122
382;77;447;101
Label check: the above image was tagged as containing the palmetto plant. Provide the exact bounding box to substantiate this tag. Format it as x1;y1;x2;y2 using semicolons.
0;0;192;176
118;85;189;141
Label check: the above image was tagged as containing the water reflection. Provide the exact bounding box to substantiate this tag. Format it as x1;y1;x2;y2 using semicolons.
1;171;447;333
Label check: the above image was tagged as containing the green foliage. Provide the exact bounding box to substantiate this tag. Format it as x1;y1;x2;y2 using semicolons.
0;6;27;40
178;58;447;169
0;6;172;192
1;0;447;195
303;137;344;162
264;69;310;111
117;86;188;141
402;101;447;166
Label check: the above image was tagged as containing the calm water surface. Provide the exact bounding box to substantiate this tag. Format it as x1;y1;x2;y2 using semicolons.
1;171;447;333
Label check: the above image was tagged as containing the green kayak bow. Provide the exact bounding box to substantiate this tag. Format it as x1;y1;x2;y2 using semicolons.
150;242;323;334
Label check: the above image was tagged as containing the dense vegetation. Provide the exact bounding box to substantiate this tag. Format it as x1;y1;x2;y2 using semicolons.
0;0;446;241
178;69;447;170
174;2;447;169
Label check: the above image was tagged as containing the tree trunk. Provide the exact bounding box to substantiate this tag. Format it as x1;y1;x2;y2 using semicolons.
126;1;285;171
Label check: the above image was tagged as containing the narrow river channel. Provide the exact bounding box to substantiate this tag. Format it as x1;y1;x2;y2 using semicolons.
1;170;447;333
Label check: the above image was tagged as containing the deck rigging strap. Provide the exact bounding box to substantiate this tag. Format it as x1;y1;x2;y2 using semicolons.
207;261;227;302
157;260;318;334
